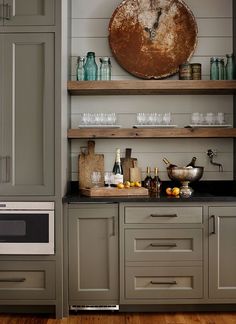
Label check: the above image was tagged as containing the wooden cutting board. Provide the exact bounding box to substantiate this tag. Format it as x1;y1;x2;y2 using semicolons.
130;160;142;182
80;186;149;197
121;148;137;182
78;140;104;189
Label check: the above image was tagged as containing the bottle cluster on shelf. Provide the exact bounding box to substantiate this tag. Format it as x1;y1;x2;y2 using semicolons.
210;54;235;80
77;52;111;81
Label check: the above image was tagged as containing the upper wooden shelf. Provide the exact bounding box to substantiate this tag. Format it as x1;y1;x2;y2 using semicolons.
67;80;236;95
68;128;236;139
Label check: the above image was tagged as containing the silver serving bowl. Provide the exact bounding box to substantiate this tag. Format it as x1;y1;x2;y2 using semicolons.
167;167;204;182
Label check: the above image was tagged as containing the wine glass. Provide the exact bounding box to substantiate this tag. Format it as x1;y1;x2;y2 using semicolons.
104;171;113;188
91;171;101;187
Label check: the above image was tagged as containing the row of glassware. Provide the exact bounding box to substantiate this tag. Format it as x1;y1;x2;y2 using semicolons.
191;112;225;125
136;112;172;125
80;112;117;125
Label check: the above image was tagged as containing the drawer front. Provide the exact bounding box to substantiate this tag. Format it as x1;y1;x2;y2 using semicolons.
0;261;55;300
125;266;203;299
125;229;202;261
125;206;203;224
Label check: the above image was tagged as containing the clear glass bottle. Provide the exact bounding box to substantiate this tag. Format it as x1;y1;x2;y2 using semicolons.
99;57;111;80
225;54;235;80
151;167;162;194
112;148;123;185
76;56;85;81
210;57;219;80
218;58;225;80
143;166;152;190
84;52;98;81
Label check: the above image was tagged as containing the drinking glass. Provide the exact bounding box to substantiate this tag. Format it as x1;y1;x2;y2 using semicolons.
91;171;101;187
205;112;215;125
216;112;225;125
163;112;171;125
104;171;113;187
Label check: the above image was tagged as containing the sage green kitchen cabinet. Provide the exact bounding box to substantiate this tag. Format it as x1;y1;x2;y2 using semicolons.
0;33;54;195
0;0;54;26
68;204;119;306
209;206;236;299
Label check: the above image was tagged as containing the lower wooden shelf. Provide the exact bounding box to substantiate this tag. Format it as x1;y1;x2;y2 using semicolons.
67;127;236;139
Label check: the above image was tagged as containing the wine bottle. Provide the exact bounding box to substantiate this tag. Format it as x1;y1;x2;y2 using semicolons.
151;167;162;194
143;166;152;190
112;148;123;185
186;157;197;168
163;157;178;168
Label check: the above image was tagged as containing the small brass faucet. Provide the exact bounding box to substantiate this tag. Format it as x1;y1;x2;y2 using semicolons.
207;149;223;172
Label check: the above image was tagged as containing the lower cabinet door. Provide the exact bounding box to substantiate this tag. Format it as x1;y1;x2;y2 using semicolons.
0;261;55;300
68;205;119;304
125;266;203;300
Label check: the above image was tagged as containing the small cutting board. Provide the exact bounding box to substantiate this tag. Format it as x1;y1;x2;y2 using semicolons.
130;160;142;183
78;140;104;189
80;186;149;197
121;148;137;182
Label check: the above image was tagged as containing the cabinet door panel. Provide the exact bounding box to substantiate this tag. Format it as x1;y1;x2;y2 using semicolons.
4;0;54;25
68;205;118;304
0;33;54;195
209;207;236;299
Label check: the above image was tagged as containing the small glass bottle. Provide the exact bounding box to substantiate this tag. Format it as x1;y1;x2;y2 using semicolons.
84;52;98;81
99;57;111;80
76;56;85;81
225;54;235;80
151;167;162;194
218;58;225;80
210;57;219;80
143;167;152;190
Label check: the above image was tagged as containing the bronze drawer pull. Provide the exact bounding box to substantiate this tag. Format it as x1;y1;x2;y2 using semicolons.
150;243;177;247
210;215;216;234
150;280;177;285
150;214;177;218
0;278;26;283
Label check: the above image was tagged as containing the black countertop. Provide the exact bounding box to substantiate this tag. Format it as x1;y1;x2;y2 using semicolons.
64;181;236;203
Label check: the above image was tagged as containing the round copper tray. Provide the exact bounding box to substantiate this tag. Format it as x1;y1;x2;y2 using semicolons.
109;0;198;79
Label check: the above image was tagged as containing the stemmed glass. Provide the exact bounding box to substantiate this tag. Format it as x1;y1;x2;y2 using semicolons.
104;171;113;188
91;171;101;187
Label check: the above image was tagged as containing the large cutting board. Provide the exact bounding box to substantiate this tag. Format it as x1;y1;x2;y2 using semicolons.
121;148;137;182
78;141;104;189
80;187;149;197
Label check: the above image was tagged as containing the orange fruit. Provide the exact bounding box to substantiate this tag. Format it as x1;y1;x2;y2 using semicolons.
134;181;141;187
117;182;124;189
166;187;172;195
124;181;131;188
172;187;180;196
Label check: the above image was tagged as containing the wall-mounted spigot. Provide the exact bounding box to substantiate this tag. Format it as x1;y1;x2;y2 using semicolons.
207;149;223;172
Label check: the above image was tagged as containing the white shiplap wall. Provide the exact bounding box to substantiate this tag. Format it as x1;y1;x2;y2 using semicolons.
70;0;234;181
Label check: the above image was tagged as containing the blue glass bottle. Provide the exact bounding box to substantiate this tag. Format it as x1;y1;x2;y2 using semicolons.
76;56;85;81
210;57;219;80
225;54;235;80
84;52;98;81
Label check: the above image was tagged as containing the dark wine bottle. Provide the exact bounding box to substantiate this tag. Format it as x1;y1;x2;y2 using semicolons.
112;148;123;185
151;167;162;194
143;166;152;190
163;157;178;168
186;157;197;168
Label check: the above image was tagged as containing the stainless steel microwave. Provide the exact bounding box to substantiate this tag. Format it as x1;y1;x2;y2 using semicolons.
0;202;54;255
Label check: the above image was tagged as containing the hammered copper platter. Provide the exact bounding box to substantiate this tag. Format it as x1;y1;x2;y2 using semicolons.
109;0;198;79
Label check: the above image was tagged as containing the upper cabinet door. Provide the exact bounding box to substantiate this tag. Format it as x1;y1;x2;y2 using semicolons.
2;0;54;26
0;33;54;195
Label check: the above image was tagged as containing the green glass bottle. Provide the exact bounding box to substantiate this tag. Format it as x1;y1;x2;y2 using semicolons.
210;57;219;80
84;52;98;81
225;54;235;80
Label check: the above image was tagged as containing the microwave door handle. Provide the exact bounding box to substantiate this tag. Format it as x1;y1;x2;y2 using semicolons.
0;278;26;282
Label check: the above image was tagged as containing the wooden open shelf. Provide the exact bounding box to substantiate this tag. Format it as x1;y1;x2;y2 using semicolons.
67;128;236;139
68;80;236;95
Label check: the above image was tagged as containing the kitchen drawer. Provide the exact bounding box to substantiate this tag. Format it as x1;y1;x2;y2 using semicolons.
0;261;55;300
125;228;202;261
125;266;203;299
124;206;203;224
